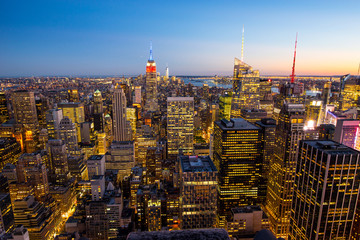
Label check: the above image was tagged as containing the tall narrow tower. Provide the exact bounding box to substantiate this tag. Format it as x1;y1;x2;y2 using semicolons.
113;88;127;141
145;42;158;111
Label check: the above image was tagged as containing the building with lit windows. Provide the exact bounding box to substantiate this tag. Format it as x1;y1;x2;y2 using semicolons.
290;140;360;240
231;58;260;118
67;89;79;102
47;139;70;185
46;108;63;139
305;100;322;126
179;155;218;229
0;193;13;233
0;92;9;124
213;118;263;226
219;92;232;120
59;117;81;156
87;155;105;179
167;97;194;158
112;88;128;142
0;137;21;170
58;102;85;142
145;44;158;111
334;119;360;150
265;103;305;239
340;75;360;111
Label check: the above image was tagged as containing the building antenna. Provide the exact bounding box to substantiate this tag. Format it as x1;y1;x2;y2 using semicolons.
290;33;298;83
241;25;244;62
149;41;153;61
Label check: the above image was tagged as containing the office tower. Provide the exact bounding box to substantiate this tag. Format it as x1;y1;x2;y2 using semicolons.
320;81;331;123
165;66;169;79
68;89;79;102
318;124;335;140
167;97;194;158
93;90;105;132
0;137;22;169
226;206;269;239
58;102;85;142
213;118;263;226
334;119;360;149
87;155;105;179
47;139;70;185
241;109;268;123
49;182;76;217
265;103;305;239
134;86;142;104
96;132;106;155
113;88;128;142
219;92;232;120
59;117;80;155
9;225;30;240
126;107;136;140
146;147;162;184
85;201;109;240
129;167;143;208
259;78;273;100
105;141;135;181
290;140;360;239
341;75;360;111
179;155;218;229
273;82;304;123
12;90;39;130
67;155;88;181
255;118;276;200
15;153;49;200
13;196;55;240
305;100;322;126
0;92;9;124
136;184;161;231
231;58;260;118
91;175;105;201
0;193;13;233
80;122;91;143
145;44;158;111
46;108;63;139
35;96;49;129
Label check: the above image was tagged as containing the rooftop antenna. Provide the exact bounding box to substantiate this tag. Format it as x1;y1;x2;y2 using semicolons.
241;25;244;62
149;41;153;61
290;33;298;83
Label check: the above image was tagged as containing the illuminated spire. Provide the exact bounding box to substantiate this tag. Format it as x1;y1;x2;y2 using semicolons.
290;33;298;83
241;25;244;62
149;41;153;61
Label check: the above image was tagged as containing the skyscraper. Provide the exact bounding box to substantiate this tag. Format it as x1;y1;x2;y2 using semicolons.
290;140;360;239
58;102;85;142
231;58;260;118
213;118;263;226
265;103;305;239
167;97;194;158
0;92;9;124
12;90;39;130
47;139;70;185
340;75;360;111
179;155;218;229
134;86;142;105
112;88;127;142
145;43;158;111
59;117;80;156
93;90;105;132
219;92;232;120
46;108;63;139
334;119;360;150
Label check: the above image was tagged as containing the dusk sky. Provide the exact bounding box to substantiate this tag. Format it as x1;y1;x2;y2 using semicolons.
1;0;359;77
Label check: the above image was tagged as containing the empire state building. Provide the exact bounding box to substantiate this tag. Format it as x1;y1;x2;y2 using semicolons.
145;43;158;111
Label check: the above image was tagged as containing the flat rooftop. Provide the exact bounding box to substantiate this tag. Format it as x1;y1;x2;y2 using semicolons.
167;97;194;102
88;155;104;161
180;155;217;173
304;140;360;155
215;118;260;131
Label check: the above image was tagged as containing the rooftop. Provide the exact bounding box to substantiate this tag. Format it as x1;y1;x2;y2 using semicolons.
304;140;360;155
88;155;104;161
180;155;217;173
215;118;260;131
167;97;194;102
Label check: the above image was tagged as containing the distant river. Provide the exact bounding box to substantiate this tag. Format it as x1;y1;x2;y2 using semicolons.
181;78;232;88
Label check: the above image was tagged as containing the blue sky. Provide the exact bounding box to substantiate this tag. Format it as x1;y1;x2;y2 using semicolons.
0;0;359;76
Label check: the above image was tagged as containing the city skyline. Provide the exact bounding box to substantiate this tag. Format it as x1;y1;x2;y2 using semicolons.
1;0;360;77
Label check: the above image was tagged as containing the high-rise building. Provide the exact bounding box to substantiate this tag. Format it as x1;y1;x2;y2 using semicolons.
105;141;135;181
167;97;194;158
68;89;80;103
58;102;85;142
241;109;268;124
334;119;360;150
12;90;39;130
46;108;63;139
0;137;22;170
93;90;105;132
0;92;9;124
134;86;142;105
91;175;105;201
231;58;260;118
265;103;305;239
59;117;80;156
340;75;360;111
13;196;55;240
0;193;13;233
47;139;70;185
179;155;218;229
290;140;360;239
112;88;128;142
219;92;232;120
145;44;158;111
87;155;105;180
146;147;163;184
213;118;263;226
305;100;322;126
255;118;276;201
